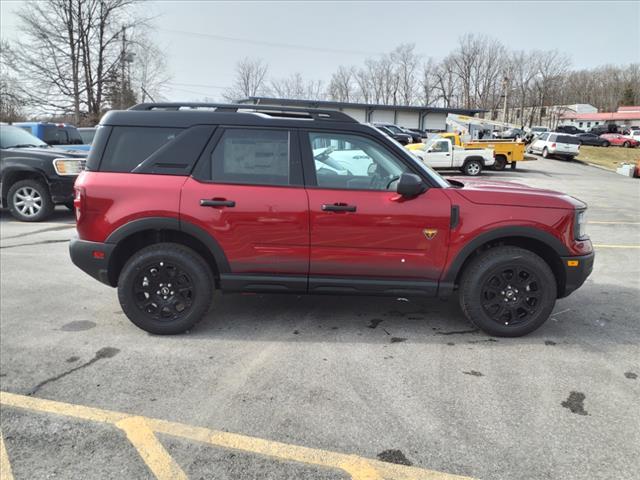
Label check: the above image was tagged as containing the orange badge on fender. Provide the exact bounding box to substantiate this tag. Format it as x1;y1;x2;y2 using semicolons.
423;229;438;240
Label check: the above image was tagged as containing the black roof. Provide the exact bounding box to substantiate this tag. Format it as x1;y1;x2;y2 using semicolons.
100;102;366;128
237;97;487;116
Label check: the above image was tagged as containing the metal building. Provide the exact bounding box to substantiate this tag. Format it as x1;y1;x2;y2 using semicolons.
237;97;486;131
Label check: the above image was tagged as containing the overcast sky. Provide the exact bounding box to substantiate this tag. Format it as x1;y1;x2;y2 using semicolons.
1;0;639;101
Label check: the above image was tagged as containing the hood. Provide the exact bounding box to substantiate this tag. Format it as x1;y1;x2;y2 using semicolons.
5;146;87;159
448;177;585;210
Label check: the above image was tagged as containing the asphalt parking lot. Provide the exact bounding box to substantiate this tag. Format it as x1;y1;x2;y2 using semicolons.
1;156;639;480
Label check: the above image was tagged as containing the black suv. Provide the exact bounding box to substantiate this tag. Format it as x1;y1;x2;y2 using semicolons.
1;125;86;221
555;125;584;135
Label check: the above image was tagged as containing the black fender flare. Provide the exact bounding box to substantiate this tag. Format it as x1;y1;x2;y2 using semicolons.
1;166;48;198
439;226;569;295
105;216;231;274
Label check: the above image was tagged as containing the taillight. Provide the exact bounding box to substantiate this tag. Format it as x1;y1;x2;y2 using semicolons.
74;186;85;222
551;143;557;148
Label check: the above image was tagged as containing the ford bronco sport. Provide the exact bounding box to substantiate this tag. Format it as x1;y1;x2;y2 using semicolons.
69;103;594;337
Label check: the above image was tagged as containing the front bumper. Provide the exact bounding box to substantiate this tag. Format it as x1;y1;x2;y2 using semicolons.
48;177;77;204
69;236;115;286
559;251;595;298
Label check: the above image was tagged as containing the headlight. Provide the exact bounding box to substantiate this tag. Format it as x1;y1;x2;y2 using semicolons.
53;158;86;176
575;209;588;240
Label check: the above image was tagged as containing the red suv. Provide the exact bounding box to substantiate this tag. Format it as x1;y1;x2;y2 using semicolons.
70;103;594;337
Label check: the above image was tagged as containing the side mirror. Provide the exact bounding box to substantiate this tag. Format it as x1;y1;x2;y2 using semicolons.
426;148;433;153
396;173;425;198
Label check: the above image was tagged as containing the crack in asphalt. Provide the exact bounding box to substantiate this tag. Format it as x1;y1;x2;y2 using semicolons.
0;239;69;249
1;224;75;240
27;347;120;396
435;328;480;335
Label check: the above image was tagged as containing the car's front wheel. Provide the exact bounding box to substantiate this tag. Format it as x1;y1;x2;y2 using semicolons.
462;159;482;176
602;141;610;147
117;243;213;334
459;246;557;337
623;141;630;148
7;179;54;222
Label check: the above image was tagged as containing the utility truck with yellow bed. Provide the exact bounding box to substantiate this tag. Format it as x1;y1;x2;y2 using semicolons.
438;132;534;170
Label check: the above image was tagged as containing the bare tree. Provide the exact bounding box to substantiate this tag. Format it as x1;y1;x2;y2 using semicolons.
5;0;144;124
223;57;268;101
269;73;323;100
129;33;171;102
391;43;420;105
328;66;355;102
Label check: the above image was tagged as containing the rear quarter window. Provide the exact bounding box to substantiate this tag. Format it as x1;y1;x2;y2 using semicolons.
556;135;580;145
99;127;183;172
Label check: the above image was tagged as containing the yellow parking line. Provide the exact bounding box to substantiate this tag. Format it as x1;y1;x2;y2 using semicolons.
0;432;14;480
593;244;640;249
0;391;472;480
116;417;187;480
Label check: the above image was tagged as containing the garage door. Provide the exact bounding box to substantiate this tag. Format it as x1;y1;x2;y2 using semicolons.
396;111;420;129
370;110;395;123
424;112;447;130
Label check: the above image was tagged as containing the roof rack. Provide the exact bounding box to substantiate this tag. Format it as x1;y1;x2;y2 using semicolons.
128;102;357;123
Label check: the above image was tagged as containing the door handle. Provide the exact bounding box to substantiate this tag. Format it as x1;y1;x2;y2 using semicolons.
200;198;236;208
322;203;356;212
445;153;450;156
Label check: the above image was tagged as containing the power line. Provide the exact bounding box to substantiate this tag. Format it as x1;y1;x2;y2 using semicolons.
166;81;228;90
158;28;379;56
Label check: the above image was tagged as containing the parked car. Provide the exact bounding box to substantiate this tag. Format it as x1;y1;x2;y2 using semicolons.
14;122;91;152
494;128;525;140
600;133;640;148
405;128;427;140
623;130;640;143
410;137;494;176
530;126;549;135
589;124;617;135
78;127;97;145
70;102;593;338
370;123;412;145
575;133;610;147
527;132;581;159
555;125;584;135
0;125;86;221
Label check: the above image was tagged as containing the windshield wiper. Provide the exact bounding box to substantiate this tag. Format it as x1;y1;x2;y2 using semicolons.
10;143;48;148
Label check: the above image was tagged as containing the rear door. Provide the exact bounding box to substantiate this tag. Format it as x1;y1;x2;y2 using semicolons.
181;127;310;292
301;130;451;295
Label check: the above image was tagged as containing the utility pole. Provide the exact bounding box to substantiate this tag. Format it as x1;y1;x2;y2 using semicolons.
502;76;509;124
120;26;126;109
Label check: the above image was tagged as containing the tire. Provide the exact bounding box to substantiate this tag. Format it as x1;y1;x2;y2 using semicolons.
493;155;507;171
7;179;54;222
462;159;482;176
117;243;213;335
602;141;610;147
623;141;630;148
459;246;557;337
64;202;75;212
542;147;550;158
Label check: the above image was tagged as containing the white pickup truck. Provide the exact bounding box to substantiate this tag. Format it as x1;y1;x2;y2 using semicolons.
410;137;494;176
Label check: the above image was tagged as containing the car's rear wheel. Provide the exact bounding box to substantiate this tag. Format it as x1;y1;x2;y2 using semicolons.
459;246;557;337
542;147;550;158
462;159;482;176
7;179;54;222
493;155;507;171
623;141;630;148
117;243;213;334
602;141;610;147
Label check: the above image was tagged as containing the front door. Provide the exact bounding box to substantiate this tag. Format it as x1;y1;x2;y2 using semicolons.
423;139;453;168
301;130;451;295
181;127;309;292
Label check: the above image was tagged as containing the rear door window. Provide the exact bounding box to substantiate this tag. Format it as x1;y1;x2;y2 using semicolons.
100;127;182;172
208;128;300;186
43;126;69;145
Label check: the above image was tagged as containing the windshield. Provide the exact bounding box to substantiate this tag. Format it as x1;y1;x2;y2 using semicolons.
384;125;403;134
0;125;49;149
